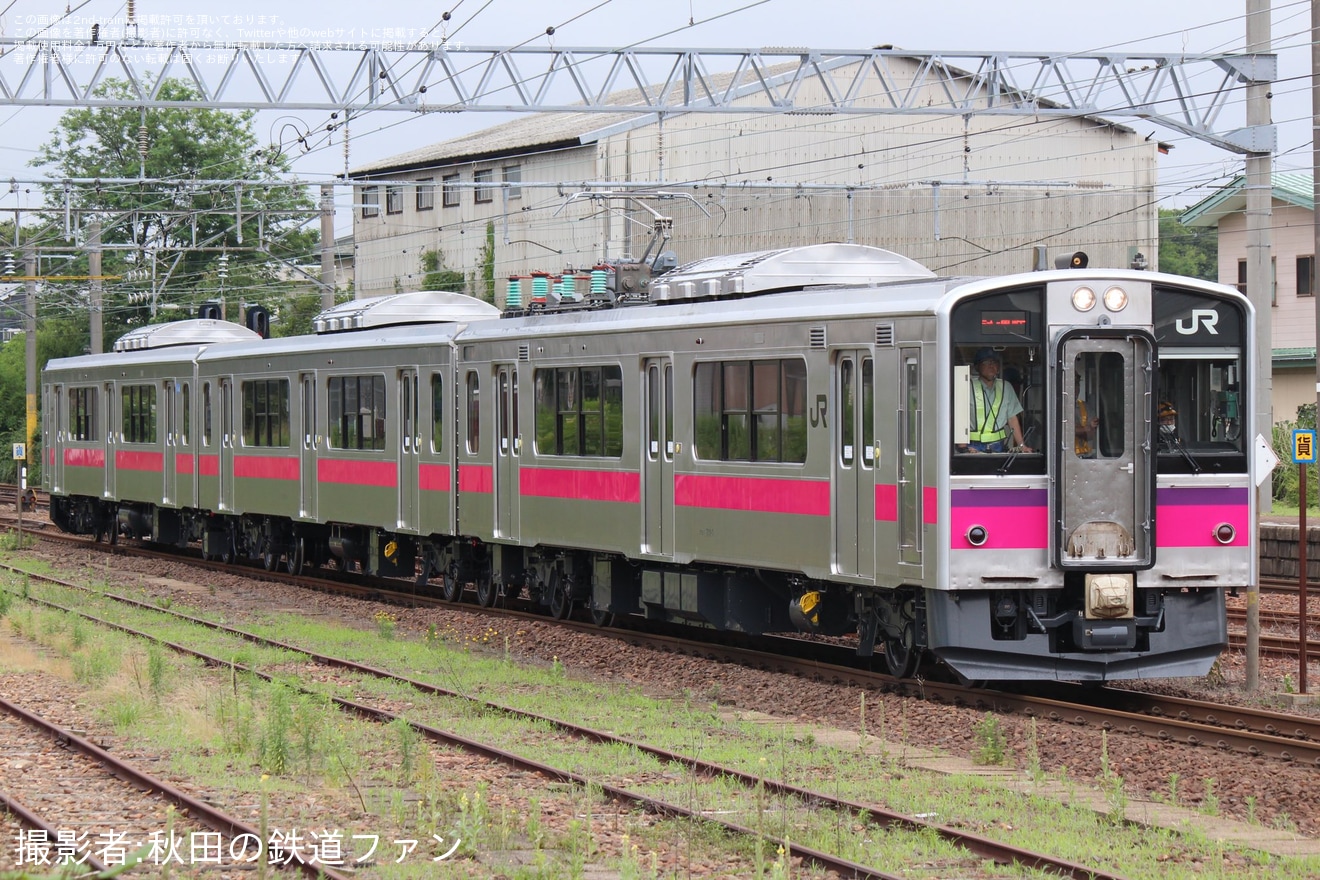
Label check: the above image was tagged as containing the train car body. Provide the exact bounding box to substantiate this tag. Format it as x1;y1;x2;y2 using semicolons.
42;246;1254;683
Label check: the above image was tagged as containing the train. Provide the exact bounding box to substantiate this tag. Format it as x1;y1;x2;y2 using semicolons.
40;243;1255;682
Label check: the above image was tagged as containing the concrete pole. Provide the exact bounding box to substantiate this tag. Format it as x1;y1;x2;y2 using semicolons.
1244;0;1273;692
88;218;102;354
23;247;36;461
319;184;336;311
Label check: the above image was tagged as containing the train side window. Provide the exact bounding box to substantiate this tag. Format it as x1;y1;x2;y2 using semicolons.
664;363;674;458
180;383;190;446
839;357;855;467
647;365;661;460
693;359;806;463
202;383;212;446
430;373;443;454
862;359;874;468
121;384;157;444
70;387;98;441
512;369;520;455
532;366;623;457
466;371;480;454
241;379;291;448
327;375;386;451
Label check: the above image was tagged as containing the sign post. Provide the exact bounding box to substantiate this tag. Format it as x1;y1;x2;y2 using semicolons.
1292;429;1316;694
11;443;23;548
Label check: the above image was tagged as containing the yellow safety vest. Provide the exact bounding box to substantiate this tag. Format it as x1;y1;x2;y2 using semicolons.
970;380;1006;443
1075;399;1091;456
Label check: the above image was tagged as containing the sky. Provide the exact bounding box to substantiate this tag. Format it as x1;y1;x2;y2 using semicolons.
0;0;1309;233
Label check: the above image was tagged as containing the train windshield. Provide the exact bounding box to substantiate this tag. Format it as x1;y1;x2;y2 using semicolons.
949;287;1045;474
1153;288;1248;474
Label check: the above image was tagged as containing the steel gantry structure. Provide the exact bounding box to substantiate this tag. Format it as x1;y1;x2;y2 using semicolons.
0;39;1275;153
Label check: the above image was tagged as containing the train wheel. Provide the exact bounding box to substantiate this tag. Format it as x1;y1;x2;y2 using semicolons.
548;572;572;620
441;568;462;602
589;600;614;628
285;538;305;576
883;623;918;678
475;577;498;608
262;546;279;571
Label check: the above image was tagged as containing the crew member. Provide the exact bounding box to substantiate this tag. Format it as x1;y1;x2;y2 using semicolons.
967;348;1030;453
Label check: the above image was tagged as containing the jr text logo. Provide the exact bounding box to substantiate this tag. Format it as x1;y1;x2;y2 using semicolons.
1174;309;1219;335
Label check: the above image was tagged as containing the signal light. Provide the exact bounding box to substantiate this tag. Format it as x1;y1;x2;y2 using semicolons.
1055;251;1089;270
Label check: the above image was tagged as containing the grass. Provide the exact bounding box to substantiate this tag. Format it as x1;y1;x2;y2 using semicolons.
2;560;1320;878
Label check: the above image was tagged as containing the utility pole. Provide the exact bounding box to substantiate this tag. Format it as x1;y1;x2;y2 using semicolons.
1310;0;1320;696
22;247;35;462
88;218;102;354
1244;0;1273;692
319;184;336;311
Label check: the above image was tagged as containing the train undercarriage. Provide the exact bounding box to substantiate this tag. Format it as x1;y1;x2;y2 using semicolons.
48;494;1228;682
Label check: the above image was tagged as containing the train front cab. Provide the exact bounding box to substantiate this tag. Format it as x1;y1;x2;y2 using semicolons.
931;272;1249;682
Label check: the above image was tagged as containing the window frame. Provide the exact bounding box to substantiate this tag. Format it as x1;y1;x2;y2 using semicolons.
442;173;460;208
327;374;387;451
361;185;380;218
241;378;291;448
693;359;807;463
473;168;494;204
1299;255;1315;298
502;165;522;200
533;365;624;457
416;178;435;212
385;184;404;215
120;383;157;444
70;386;98;441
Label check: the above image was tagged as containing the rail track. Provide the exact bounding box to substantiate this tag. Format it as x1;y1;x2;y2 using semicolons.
0;559;1131;880
10;517;1320;774
0;688;350;878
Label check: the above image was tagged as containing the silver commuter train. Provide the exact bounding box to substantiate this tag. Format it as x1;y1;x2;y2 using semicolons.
41;244;1255;682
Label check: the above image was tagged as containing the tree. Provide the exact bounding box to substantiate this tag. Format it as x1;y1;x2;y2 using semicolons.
30;77;317;343
1157;208;1217;281
420;249;466;292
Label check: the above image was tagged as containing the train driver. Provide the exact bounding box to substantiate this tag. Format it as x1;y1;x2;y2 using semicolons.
967;348;1032;453
1157;402;1180;452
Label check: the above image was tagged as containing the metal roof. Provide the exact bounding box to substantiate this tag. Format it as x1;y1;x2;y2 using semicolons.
313;290;501;333
1180;171;1314;228
352;54;1134;177
650;243;935;303
112;319;262;352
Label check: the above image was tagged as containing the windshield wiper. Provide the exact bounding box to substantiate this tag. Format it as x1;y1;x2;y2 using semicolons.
997;425;1037;475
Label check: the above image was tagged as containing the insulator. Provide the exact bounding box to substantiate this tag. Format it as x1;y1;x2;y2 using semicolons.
590;268;609;294
531;273;549;300
137;125;149;159
505;277;522;309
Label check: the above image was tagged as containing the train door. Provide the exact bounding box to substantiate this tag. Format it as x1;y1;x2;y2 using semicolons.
219;378;234;511
398;368;420;531
47;384;64;493
299;373;317;520
103;381;117;499
642;358;674;557
174;381;195;509
1056;336;1154;567
833;351;875;578
898;349;923;568
494;365;520;540
162;381;178;506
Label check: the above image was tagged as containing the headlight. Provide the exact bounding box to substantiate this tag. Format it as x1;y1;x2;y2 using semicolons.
1071;287;1096;311
1103;286;1129;311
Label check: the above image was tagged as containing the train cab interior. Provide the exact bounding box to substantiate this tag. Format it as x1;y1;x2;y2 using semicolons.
950;288;1046;474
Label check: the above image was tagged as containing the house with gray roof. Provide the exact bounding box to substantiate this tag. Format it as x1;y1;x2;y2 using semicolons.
1181;171;1315;424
